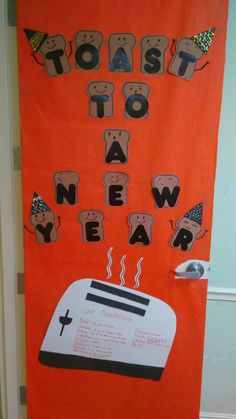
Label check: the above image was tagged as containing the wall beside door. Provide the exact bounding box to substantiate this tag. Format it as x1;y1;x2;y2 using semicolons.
200;0;236;416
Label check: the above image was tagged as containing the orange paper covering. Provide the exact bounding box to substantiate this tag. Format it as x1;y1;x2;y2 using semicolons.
17;1;228;418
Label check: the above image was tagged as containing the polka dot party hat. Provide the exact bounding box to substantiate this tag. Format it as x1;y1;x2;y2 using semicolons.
184;202;203;225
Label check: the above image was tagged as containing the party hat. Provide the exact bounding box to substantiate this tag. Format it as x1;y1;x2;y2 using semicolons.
184;202;203;225
24;28;48;52
31;192;50;215
191;28;216;54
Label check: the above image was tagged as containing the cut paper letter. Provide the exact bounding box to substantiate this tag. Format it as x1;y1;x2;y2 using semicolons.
169;28;216;80
28;192;59;244
152;174;180;208
75;30;103;70
103;172;129;206
87;81;114;118
170;202;207;251
103;129;130;164
53;171;80;205
128;213;154;245
78;210;104;242
108;33;135;72
141;35;169;74
123;82;150;118
24;29;72;77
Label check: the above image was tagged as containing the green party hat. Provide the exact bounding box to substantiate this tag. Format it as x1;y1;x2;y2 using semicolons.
24;28;48;52
191;28;216;54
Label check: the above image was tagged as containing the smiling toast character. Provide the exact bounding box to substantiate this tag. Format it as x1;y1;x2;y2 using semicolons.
24;192;60;244
87;81;114;118
75;30;103;70
24;29;72;77
79;210;104;242
103;129;130;164
123;82;150;118
103;172;129;206
141;35;169;74
128;213;154;245
152;174;180;208
169;28;215;80
53;171;80;205
169;202;208;251
108;33;136;72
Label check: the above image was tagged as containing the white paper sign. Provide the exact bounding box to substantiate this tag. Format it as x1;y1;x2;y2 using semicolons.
39;279;176;380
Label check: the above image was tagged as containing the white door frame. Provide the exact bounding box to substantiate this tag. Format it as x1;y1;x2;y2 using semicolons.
0;1;20;418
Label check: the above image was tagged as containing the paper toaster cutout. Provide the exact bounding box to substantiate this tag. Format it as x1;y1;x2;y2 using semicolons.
39;278;176;380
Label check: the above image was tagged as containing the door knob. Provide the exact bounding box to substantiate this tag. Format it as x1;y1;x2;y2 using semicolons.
175;261;205;279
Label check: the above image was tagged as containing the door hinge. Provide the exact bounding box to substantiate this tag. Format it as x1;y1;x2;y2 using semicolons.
17;272;25;295
13;145;22;171
8;0;16;27
19;385;27;405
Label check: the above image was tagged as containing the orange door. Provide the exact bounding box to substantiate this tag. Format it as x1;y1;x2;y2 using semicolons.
17;1;228;418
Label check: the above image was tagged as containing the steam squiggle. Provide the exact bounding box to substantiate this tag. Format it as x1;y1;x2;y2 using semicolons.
120;255;126;286
134;257;144;289
106;247;113;279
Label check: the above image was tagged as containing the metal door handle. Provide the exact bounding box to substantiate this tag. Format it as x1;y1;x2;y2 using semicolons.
175;261;204;279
